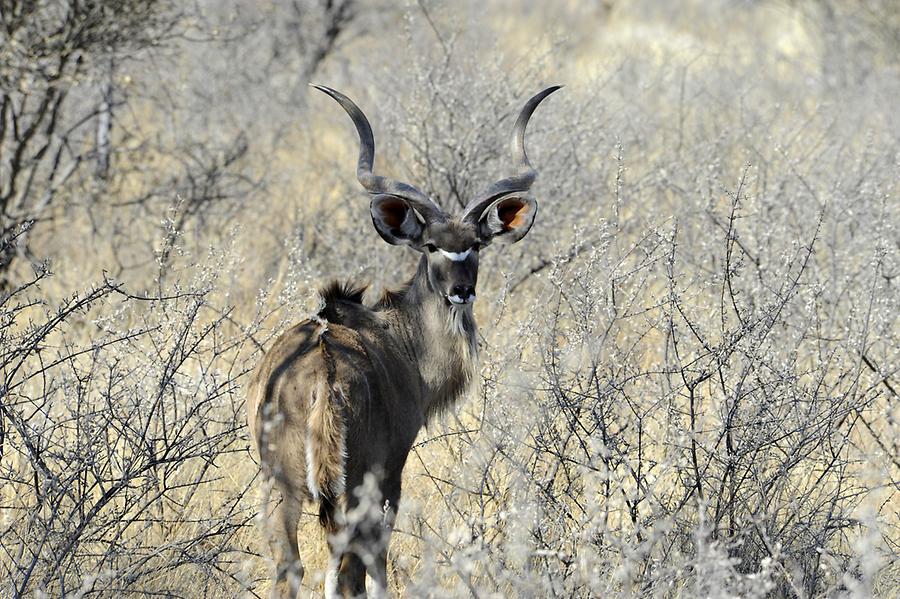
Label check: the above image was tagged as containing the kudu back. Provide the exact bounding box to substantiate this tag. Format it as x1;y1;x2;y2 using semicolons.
247;84;560;598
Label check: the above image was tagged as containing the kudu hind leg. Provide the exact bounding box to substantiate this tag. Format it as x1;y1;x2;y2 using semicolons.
326;476;399;598
323;480;389;597
262;483;304;599
323;511;367;599
366;478;400;598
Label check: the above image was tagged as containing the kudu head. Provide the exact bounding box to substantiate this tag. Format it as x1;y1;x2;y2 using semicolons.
311;84;560;307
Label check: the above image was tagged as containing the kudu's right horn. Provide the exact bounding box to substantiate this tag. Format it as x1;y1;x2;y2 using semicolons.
461;85;562;223
310;84;446;222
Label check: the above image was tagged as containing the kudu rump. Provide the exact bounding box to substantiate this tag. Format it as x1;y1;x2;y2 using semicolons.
247;84;559;598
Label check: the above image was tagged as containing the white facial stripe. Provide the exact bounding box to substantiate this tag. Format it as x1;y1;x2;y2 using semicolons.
439;247;472;262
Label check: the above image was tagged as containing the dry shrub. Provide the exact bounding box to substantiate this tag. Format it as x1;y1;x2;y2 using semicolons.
1;1;897;597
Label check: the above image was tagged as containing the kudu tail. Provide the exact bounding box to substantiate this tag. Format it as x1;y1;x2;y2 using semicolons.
305;374;347;527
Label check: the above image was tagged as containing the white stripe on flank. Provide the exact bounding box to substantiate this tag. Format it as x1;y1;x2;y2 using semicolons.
331;385;348;497
439;247;472;262
305;428;319;501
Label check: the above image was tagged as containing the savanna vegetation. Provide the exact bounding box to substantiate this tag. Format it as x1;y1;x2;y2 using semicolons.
1;0;897;596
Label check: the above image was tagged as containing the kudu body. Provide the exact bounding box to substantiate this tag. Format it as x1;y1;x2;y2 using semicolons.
247;85;559;598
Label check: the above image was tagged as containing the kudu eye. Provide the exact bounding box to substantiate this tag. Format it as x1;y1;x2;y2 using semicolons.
424;243;437;253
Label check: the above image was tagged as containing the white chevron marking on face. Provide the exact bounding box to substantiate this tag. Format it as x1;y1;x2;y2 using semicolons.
439;247;472;262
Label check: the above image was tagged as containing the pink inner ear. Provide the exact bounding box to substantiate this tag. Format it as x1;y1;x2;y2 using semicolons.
497;199;529;230
378;199;408;229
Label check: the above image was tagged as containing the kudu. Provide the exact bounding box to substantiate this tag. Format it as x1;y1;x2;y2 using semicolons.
247;84;560;598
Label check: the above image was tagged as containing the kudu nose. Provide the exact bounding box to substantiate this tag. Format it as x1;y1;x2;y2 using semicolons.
451;285;476;301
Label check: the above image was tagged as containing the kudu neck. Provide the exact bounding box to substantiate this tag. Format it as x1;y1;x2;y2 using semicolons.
404;255;439;306
392;254;477;418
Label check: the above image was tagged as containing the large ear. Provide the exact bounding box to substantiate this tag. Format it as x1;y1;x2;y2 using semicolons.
370;194;426;246
477;194;537;245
